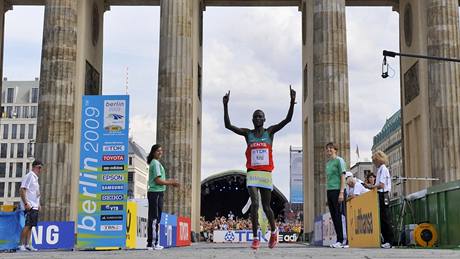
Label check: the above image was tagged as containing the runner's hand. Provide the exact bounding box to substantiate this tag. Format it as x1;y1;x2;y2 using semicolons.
290;85;296;103
223;91;230;105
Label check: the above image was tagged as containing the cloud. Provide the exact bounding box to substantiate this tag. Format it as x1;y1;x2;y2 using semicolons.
3;6;44;80
346;7;401;164
201;7;304;198
130;113;157;153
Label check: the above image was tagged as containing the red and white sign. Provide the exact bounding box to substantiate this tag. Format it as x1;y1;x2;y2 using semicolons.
102;155;124;161
176;217;191;247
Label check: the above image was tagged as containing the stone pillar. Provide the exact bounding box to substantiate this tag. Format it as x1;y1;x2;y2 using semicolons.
36;0;78;221
312;0;350;215
157;0;194;217
427;0;460;182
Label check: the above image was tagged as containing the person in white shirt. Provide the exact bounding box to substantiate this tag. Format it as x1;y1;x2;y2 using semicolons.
228;211;235;221
371;151;393;249
18;160;43;252
345;176;369;200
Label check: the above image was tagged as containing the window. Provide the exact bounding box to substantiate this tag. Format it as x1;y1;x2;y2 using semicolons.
16;163;23;178
22;106;29;118
9;163;13;178
2;124;8;139
28;124;34;139
27;143;34;158
31;106;38;118
10;143;15;158
15;182;21;197
19;124;25;139
13;106;20;118
17;143;24;158
129;157;133;166
198;64;202;101
0;143;7;158
0;182;4;197
31;88;39;103
0;163;5;177
8;182;12;197
303;64;308;101
128;172;134;182
26;163;31;172
6;106;13;118
11;124;17;139
6;88;14;103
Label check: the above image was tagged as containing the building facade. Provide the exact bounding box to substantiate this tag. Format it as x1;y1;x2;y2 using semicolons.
128;139;148;199
372;110;403;198
350;161;373;183
0;79;149;205
0;78;39;206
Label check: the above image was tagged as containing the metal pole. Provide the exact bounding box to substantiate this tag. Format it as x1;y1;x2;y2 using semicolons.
392;176;439;181
383;50;460;63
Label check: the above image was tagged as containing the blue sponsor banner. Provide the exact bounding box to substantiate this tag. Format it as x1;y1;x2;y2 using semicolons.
313;215;323;246
159;213;177;248
77;95;129;249
0;211;22;250
31;222;75;250
101;205;124;211
290;148;303;203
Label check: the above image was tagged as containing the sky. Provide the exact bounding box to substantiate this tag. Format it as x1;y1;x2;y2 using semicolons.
3;5;401;199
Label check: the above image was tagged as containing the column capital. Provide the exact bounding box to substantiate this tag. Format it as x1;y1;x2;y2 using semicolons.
200;0;206;11
104;0;111;12
4;0;13;13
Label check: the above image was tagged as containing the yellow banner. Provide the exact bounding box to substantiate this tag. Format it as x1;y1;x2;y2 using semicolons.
346;189;381;248
126;201;137;249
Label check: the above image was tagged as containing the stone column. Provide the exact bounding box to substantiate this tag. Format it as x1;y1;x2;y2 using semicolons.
36;0;77;221
157;0;193;217
427;0;460;182
312;0;350;214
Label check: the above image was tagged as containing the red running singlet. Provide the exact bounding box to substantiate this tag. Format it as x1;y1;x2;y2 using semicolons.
245;130;274;172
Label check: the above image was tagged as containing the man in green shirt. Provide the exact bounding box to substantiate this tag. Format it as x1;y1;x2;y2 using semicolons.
325;142;347;248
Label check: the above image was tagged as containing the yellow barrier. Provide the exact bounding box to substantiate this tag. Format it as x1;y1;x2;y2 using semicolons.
126;201;137;249
0;205;15;212
346;189;381;248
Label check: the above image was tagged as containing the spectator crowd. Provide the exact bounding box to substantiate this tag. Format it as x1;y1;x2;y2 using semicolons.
199;216;303;242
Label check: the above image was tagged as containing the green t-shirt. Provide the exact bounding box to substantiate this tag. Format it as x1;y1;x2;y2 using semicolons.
148;159;166;192
326;156;347;190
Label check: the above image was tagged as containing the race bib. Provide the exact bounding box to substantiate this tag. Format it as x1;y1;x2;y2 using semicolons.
251;148;269;166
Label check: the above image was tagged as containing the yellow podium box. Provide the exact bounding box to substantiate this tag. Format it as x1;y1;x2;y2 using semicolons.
346;189;381;248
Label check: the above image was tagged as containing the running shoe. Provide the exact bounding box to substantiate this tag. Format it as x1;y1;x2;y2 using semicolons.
26;245;38;251
251;239;260;250
268;231;278;249
381;242;392;249
330;241;344;248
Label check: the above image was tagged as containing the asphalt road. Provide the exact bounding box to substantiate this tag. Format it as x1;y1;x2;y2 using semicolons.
2;243;460;259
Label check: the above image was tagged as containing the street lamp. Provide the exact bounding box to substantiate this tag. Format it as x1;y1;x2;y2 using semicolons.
381;50;460;78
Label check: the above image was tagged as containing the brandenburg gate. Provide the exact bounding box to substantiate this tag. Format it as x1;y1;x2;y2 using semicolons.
1;0;459;235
